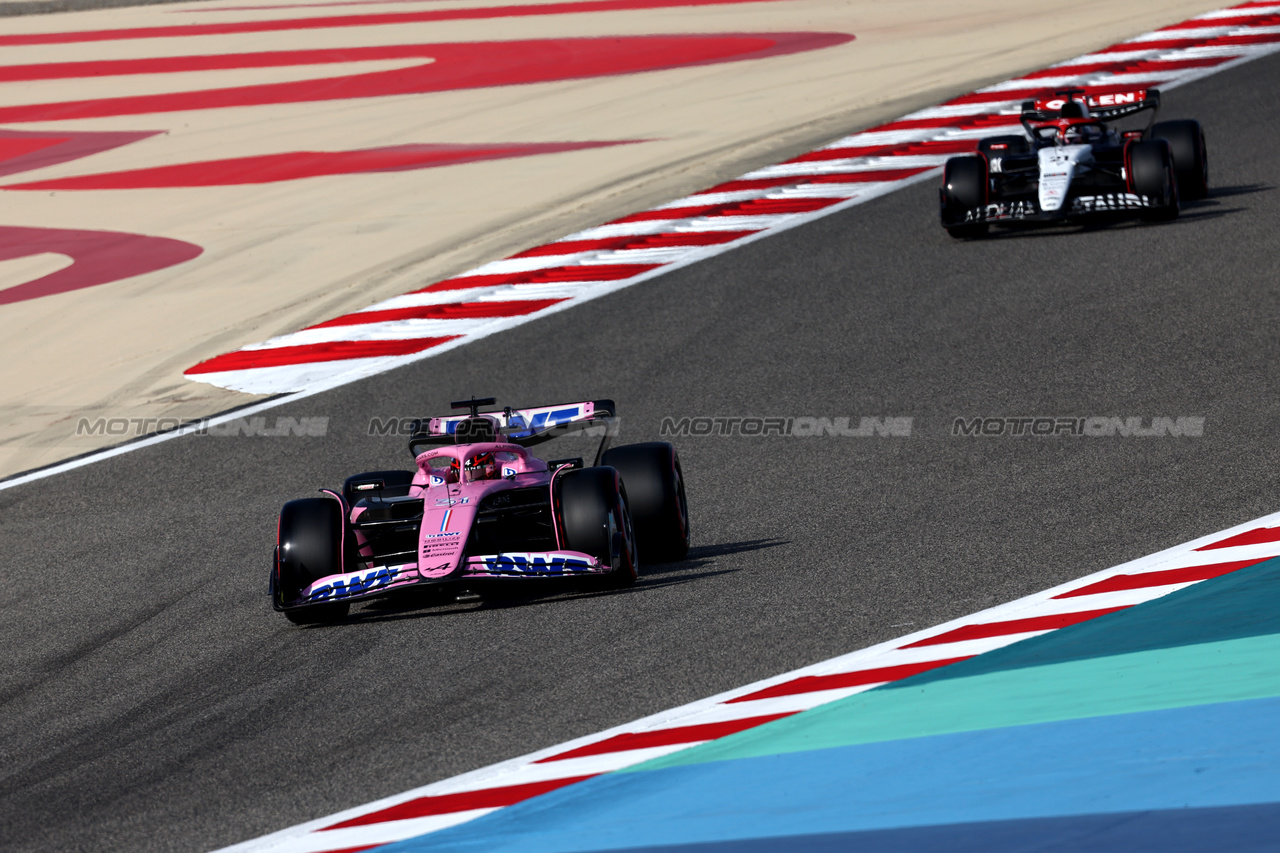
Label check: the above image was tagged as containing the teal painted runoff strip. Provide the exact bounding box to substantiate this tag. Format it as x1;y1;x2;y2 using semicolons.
631;557;1280;772
900;555;1280;685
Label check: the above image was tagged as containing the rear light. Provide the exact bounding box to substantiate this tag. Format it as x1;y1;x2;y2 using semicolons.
990;143;1008;150
1122;129;1144;140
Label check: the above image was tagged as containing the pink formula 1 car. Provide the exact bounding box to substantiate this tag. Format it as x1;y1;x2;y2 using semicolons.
271;398;689;624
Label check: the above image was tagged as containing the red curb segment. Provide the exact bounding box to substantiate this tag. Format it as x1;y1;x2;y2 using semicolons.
726;657;976;704
1161;12;1280;28
420;263;663;292
185;337;461;373
610;195;842;223
306;300;568;329
513;230;759;258
1196;525;1280;550
901;608;1131;648
1054;558;1270;598
536;713;798;763
787;138;977;163
1021;55;1237;79
706;169;932;192
321;775;599;830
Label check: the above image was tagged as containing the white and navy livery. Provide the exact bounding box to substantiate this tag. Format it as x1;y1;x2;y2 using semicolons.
940;87;1209;238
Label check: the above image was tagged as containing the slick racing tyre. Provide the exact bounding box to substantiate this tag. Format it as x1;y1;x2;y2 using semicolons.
1151;120;1208;201
1129;140;1180;222
940;156;989;239
343;469;415;506
601;442;690;562
559;466;638;589
275;497;350;624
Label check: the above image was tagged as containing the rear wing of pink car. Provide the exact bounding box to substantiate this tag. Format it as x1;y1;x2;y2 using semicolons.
407;399;619;462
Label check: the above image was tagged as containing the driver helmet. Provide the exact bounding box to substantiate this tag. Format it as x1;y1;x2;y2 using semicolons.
430;457;460;485
464;451;499;482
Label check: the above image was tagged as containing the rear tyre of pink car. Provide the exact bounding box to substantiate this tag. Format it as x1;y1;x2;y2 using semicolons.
601;442;690;562
559;466;638;589
276;497;351;625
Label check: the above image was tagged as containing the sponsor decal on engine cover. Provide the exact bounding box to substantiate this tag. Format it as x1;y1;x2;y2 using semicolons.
475;552;597;576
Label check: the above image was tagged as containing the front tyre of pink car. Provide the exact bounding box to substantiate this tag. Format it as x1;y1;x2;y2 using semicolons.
275;497;351;625
559;466;638;589
601;442;690;562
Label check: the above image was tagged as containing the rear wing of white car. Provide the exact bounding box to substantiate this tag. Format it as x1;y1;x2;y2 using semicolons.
1022;87;1161;122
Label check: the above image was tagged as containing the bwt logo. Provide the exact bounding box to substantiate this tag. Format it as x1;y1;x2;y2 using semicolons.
660;416;912;437
952;416;1205;437
308;566;399;601
481;553;595;575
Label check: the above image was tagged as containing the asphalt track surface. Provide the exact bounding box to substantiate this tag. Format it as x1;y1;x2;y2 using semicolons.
4;44;1280;853
0;0;209;19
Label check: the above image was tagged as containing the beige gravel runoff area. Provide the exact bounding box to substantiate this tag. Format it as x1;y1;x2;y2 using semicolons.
0;0;1228;479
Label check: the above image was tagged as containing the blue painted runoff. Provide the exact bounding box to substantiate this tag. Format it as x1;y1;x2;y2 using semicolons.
380;694;1280;853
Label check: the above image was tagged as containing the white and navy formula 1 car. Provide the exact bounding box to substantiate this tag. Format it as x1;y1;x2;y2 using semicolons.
940;87;1208;238
271;398;689;624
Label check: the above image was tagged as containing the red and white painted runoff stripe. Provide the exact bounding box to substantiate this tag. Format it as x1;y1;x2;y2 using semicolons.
186;0;1280;396
215;511;1280;853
